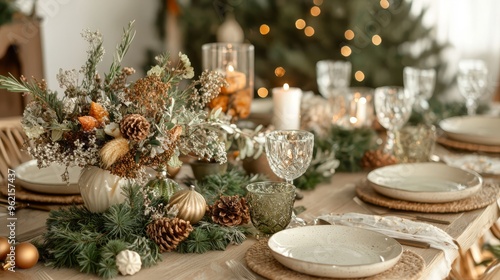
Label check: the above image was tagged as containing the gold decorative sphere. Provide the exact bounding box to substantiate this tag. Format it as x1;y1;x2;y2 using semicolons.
14;243;39;269
0;236;9;260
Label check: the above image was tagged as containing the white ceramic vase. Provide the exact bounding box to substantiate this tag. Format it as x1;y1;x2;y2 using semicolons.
78;166;128;213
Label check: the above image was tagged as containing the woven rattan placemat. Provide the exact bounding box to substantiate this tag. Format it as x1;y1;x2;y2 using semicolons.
437;136;500;154
245;239;424;280
356;181;499;213
0;184;83;204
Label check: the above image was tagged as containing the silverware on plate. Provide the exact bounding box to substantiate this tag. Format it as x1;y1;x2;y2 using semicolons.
316;218;430;249
353;196;450;225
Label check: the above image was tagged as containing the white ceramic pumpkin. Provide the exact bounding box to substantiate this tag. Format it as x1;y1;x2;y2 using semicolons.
116;249;142;276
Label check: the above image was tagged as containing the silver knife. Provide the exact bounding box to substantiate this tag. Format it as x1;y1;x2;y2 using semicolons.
317;218;431;248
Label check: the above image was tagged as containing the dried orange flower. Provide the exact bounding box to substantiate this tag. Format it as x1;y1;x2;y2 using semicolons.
89;102;109;124
78;116;99;131
208;95;229;112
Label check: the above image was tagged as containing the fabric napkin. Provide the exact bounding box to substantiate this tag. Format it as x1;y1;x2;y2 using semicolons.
316;213;458;280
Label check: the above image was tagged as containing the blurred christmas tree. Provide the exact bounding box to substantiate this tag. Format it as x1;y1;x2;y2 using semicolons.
147;0;451;97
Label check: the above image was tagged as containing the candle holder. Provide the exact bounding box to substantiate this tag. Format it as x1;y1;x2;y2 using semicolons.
202;43;254;121
345;87;374;128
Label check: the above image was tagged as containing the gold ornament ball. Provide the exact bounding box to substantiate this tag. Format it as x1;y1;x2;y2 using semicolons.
14;243;39;269
0;236;9;260
168;185;206;224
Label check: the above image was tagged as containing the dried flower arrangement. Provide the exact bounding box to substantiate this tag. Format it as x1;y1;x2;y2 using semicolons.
0;21;263;182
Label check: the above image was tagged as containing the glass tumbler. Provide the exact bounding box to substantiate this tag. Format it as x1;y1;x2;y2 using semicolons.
246;181;296;235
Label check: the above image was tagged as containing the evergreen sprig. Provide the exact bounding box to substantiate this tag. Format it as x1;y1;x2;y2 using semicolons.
176;221;249;254
316;125;378;172
105;20;136;86
185;165;266;204
0;74;65;122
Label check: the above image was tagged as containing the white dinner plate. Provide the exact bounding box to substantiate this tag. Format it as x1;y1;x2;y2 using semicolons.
14;160;81;194
268;225;402;278
367;162;482;203
439;116;500;145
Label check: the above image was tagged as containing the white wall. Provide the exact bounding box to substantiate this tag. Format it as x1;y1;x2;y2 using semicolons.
18;0;162;89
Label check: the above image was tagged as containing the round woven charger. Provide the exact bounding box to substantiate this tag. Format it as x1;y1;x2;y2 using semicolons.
356;181;499;213
245;239;424;280
437;136;500;154
0;185;83;204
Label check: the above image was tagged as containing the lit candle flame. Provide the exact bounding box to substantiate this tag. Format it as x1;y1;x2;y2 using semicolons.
283;83;290;90
227;65;234;72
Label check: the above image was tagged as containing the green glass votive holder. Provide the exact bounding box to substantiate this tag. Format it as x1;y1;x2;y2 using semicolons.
394;125;436;163
245;181;295;236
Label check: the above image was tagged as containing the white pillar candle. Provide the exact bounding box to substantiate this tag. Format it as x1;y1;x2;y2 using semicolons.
355;96;367;127
272;83;302;130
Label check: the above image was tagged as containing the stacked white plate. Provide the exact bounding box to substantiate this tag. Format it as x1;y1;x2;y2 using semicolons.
14;160;81;194
367;162;483;203
268;225;403;278
439;116;500;146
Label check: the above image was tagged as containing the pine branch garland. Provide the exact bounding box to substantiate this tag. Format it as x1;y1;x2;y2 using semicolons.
316;126;378;172
185;165;266;204
103;204;142;239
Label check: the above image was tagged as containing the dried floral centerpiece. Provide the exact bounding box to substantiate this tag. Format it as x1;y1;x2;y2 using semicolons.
0;21;263;184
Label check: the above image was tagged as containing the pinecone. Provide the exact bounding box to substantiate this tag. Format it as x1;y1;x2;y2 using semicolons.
146;217;193;252
210;195;250;227
120;114;150;141
361;150;397;169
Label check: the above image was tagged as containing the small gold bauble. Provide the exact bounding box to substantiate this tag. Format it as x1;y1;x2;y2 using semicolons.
168;185;206;224
0;236;9;260
14;243;39;269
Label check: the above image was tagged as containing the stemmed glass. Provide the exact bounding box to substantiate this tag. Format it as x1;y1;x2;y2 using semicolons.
316;60;352;98
403;67;436;117
316;60;351;126
265;130;314;226
374;86;414;154
265;130;314;186
457;60;488;115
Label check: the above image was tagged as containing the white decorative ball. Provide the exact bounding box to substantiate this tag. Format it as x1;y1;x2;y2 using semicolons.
116;249;142;276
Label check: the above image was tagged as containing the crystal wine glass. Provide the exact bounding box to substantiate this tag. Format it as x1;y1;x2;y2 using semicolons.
457;59;488;115
316;60;351;98
265;130;314;186
374;86;414;154
403;67;436;114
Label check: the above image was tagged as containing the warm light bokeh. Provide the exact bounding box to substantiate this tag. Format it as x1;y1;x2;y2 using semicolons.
259;24;270;35
372;34;382;45
274;67;286;77
341;46;352;57
304;26;315;37
257;87;269;98
355;70;365;81
345;29;355;40
380;0;390;9
310;6;321;17
295;19;306;30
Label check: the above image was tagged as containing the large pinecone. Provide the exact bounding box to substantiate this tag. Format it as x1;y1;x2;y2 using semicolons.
210;195;250;227
146;217;193;252
361;150;397;169
120;114;150;141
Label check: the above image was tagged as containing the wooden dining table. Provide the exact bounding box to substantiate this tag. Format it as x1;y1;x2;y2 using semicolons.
1;150;499;280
